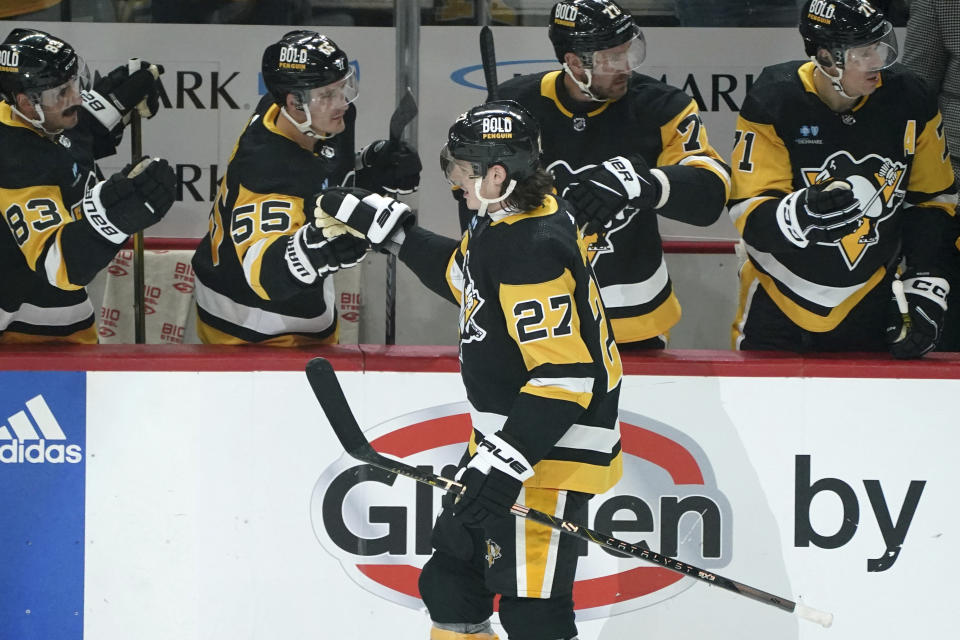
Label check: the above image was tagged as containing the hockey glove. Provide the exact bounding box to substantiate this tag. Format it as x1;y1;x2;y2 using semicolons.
886;270;949;359
82;157;175;243
567;154;663;235
284;223;368;286
356;139;422;196
311;187;414;250
776;180;864;248
82;60;164;132
449;431;534;527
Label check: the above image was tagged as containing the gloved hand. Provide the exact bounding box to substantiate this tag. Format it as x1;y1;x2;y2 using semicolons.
566;154;662;235
284;223;368;286
83;157;175;243
776;180;864;248
310;186;414;250
886;270;949;359
82;60;164;131
356;139;422;196
446;431;534;527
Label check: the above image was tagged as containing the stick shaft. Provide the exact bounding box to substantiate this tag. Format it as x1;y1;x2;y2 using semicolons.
480;26;498;101
130;110;145;345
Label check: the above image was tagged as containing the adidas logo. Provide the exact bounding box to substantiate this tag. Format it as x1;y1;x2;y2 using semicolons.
0;394;82;464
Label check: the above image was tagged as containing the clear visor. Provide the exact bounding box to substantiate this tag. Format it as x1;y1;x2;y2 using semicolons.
440;143;481;187
33;58;89;112
591;29;646;76
305;68;358;110
843;23;898;72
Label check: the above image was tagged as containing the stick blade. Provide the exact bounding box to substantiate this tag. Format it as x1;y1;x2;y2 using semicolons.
305;357;371;455
389;87;418;144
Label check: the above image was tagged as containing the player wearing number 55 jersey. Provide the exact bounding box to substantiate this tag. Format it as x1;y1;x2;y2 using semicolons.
190;30;421;345
492;0;731;349
309;101;621;640
729;0;958;357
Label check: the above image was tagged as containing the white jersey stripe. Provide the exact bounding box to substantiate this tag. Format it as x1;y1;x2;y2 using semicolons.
599;258;669;307
470;410;619;454
196;277;336;335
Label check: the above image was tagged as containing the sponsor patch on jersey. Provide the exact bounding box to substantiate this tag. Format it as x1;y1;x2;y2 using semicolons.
310;402;733;619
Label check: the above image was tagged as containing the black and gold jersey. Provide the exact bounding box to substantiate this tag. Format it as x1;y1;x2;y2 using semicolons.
400;196;622;495
0;102;121;343
191;97;358;345
729;61;958;336
497;70;730;344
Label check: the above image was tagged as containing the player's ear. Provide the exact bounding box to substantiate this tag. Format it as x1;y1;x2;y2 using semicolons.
15;93;38;118
488;163;508;188
285;91;304;113
563;51;583;71
815;48;835;69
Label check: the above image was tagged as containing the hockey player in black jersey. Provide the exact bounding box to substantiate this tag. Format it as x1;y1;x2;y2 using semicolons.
0;28;174;343
190;30;422;345
310;101;622;640
479;0;731;350
728;0;958;357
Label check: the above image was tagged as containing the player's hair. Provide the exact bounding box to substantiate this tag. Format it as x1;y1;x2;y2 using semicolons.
501;167;555;212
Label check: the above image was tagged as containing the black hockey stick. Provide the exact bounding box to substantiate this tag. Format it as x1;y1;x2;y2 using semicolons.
479;26;499;101
305;357;834;627
384;87;418;345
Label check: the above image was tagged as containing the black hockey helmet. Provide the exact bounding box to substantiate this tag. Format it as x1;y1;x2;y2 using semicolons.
799;0;897;70
548;0;642;65
261;30;353;105
441;100;542;184
0;28;83;104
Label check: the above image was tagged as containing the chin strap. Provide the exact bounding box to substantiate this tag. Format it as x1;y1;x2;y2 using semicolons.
12;100;64;135
812;57;859;100
474;176;517;219
561;62;606;103
279;103;336;140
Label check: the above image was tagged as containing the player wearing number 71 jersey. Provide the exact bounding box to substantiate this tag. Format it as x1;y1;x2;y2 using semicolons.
728;0;957;356
309;100;621;640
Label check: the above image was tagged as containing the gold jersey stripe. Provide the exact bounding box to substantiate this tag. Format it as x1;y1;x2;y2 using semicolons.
195;315;339;346
0;324;97;344
430;628;499;640
519;487;563;599
608;290;681;343
520;383;592;409
741;260;886;332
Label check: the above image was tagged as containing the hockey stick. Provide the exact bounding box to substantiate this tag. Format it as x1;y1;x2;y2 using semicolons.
129;58;146;344
479;26;499;102
304;357;834;627
384;87;418;345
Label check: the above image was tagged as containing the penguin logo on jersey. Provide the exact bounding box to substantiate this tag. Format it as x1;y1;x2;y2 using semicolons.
548;159;638;264
803;150;906;268
458;261;487;347
484;539;502;568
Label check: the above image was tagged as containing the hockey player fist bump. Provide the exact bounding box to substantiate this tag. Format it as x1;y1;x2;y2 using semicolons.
82;157;175;244
567;154;666;235
357;139;423;196
777;180;864;247
83;60;164;132
886;270;950;359
448;431;534;526
311;187;414;253
284;223;368;286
